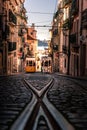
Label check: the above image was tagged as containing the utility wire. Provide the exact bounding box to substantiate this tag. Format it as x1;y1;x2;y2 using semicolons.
29;20;51;24
28;25;53;28
26;11;54;15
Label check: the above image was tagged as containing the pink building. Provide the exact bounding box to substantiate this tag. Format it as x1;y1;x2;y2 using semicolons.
79;0;87;76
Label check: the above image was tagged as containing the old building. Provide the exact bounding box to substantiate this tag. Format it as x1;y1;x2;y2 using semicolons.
79;0;87;76
15;2;27;72
69;0;79;76
27;23;37;57
0;0;27;75
0;0;3;74
51;0;87;77
51;7;60;72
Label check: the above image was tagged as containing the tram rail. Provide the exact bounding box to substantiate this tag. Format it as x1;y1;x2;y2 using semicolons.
11;75;75;130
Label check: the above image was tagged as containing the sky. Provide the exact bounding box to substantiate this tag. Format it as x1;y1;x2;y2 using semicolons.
24;0;58;40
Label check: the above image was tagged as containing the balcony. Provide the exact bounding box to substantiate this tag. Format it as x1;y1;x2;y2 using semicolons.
62;45;67;54
54;10;58;19
8;42;16;52
0;15;3;29
21;15;28;21
53;45;58;51
63;0;71;7
19;47;23;52
18;29;23;36
16;11;28;21
2;25;10;40
71;45;79;53
53;29;58;36
69;33;76;43
71;0;79;17
62;18;69;29
22;37;25;42
9;10;17;25
82;9;87;28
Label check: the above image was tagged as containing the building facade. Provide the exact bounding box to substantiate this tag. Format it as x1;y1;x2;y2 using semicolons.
79;0;87;76
27;23;37;57
51;0;87;77
0;0;28;75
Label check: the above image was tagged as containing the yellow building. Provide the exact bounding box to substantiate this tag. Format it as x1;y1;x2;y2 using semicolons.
27;23;37;57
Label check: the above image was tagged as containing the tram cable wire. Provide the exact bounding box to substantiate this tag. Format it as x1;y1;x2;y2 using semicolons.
26;11;54;15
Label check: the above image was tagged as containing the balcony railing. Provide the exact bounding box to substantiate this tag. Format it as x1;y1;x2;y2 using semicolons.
62;45;67;54
0;15;3;29
62;18;69;29
53;29;58;36
54;10;58;19
71;0;79;17
53;45;58;51
9;10;17;25
2;25;10;40
71;45;79;53
69;33;76;43
8;42;16;51
19;47;23;52
63;0;72;7
82;9;87;28
18;29;23;36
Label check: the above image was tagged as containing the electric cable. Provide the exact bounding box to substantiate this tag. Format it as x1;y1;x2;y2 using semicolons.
26;11;53;15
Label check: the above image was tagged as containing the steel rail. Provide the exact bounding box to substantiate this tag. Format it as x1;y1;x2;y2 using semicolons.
24;78;61;130
10;75;75;130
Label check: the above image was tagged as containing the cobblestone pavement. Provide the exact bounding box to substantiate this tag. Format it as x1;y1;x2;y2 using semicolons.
0;75;32;130
0;73;87;130
47;74;87;130
25;73;51;90
0;73;52;130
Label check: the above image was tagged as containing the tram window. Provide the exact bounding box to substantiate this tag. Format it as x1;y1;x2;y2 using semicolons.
41;62;43;66
49;60;51;65
33;62;36;66
29;61;32;66
26;61;28;66
44;61;48;66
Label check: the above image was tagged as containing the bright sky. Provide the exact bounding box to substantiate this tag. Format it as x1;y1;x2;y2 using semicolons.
24;0;58;40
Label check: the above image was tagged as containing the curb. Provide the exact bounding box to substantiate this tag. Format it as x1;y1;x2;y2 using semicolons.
54;72;87;81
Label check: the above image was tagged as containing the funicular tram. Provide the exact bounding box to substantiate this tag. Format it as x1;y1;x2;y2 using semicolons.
41;56;52;73
25;57;36;72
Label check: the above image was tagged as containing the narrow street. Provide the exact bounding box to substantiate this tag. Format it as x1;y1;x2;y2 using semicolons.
0;73;87;130
0;1;87;129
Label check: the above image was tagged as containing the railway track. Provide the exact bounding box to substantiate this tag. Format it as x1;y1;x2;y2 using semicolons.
0;75;33;130
48;74;87;130
1;73;86;130
11;74;75;130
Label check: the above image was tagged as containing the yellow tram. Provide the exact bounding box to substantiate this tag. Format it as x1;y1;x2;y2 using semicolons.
25;57;36;73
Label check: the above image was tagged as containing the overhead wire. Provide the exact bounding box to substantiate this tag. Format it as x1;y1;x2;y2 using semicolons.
26;11;53;15
25;0;58;39
29;20;51;24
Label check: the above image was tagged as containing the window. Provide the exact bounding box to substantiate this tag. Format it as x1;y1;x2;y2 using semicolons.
64;59;66;68
44;61;49;66
29;61;32;66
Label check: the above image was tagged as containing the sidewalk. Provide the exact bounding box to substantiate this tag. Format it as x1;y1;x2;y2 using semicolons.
54;72;87;81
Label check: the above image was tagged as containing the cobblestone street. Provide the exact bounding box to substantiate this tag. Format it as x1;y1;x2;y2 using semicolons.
48;74;87;130
0;75;32;130
0;73;87;130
